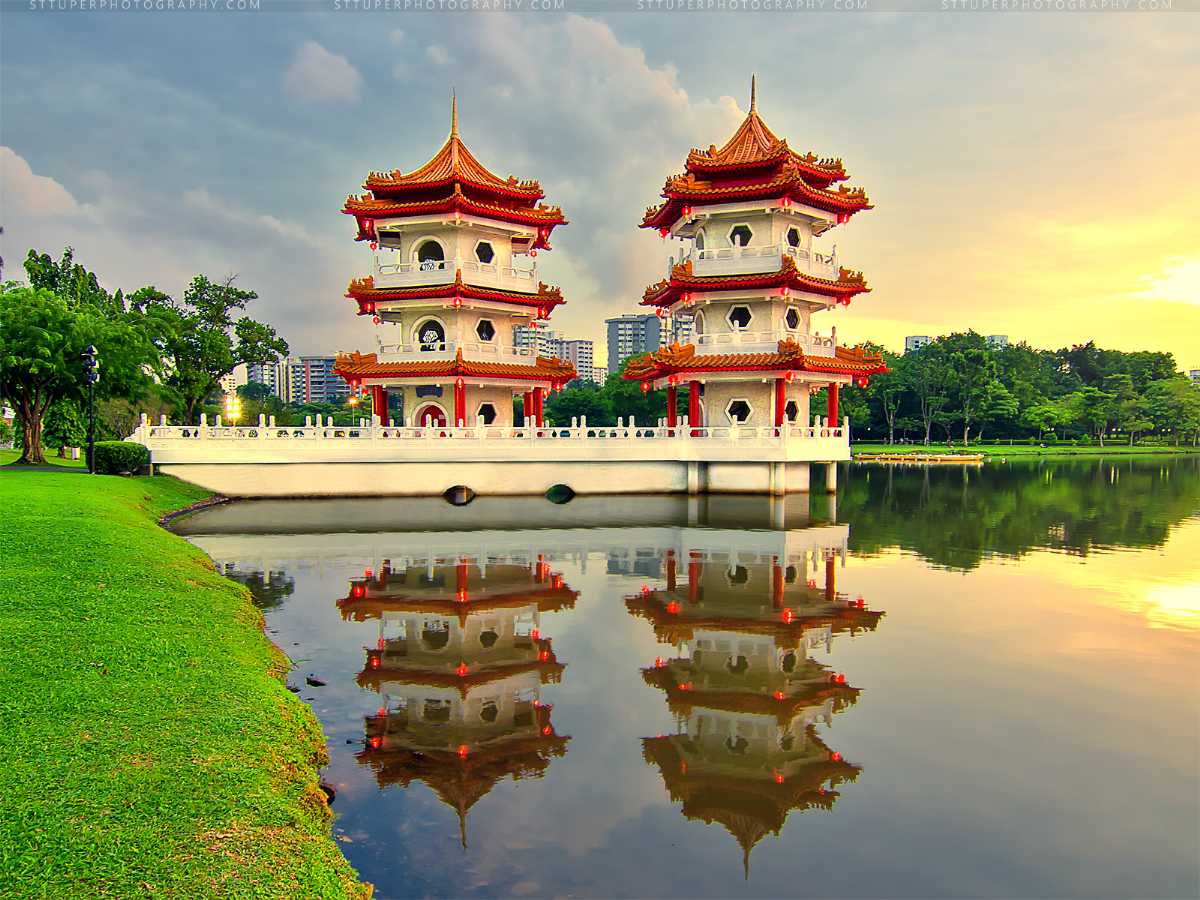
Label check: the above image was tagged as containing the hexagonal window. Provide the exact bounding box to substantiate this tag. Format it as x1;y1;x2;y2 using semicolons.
727;305;752;330
784;400;799;422
786;226;802;248
728;224;753;247
726;399;752;424
784;307;801;330
477;403;498;425
474;241;495;264
475;319;496;342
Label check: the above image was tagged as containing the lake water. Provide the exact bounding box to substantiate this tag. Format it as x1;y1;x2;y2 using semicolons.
176;459;1200;899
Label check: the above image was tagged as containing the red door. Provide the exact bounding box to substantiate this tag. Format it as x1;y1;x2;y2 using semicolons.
415;404;447;427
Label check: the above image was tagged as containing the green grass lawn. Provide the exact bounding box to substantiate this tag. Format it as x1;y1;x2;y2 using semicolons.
0;473;368;898
1;448;87;468
851;441;1199;458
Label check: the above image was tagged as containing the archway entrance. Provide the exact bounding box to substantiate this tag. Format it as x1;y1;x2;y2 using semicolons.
415;404;447;427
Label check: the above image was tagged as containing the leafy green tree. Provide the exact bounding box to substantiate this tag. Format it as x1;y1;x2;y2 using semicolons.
867;353;906;444
977;381;1018;442
134;276;288;423
43;399;87;456
940;333;997;446
238;381;274;402
0;284;154;463
908;343;953;445
1022;400;1070;440
545;381;613;426
1145;377;1200;446
1066;386;1116;445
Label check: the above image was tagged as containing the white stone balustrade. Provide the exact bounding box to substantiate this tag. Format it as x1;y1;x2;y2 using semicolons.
373;255;539;292
373;338;539;363
694;329;837;354
676;243;838;279
132;413;849;465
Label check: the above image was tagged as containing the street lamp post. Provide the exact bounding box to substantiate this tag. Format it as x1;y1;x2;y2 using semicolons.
80;345;99;474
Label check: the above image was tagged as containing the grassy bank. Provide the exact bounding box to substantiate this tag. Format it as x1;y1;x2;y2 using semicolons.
0;472;368;898
0;448;87;467
851;442;1199;459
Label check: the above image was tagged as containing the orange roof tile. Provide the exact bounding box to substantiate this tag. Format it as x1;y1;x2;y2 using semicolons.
335;349;576;385
640;255;869;307
364;98;545;201
346;271;565;313
622;340;887;382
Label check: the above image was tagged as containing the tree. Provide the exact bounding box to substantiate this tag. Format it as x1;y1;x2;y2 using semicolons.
545;382;613;426
43;399;87;456
1066;386;1116;445
1145;377;1200;446
0;284;153;464
941;334;997;446
1022;401;1069;440
977;381;1018;442
137;276;288;423
867;353;906;444
907;344;953;445
238;381;274;402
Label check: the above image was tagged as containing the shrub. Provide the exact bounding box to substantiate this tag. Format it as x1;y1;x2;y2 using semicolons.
93;441;149;475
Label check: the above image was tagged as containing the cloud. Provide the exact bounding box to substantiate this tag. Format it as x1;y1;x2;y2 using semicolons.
426;44;450;65
1133;258;1200;307
283;41;363;105
0;146;80;217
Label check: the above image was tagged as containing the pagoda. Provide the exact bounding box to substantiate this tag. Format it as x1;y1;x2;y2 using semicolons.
628;534;880;875
350;555;574;846
625;78;887;450
336;96;575;428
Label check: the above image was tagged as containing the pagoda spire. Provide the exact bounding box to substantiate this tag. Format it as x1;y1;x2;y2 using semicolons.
750;74;757;114
450;89;458;137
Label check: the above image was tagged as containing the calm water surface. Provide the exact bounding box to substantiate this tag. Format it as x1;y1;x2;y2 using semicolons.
177;459;1200;899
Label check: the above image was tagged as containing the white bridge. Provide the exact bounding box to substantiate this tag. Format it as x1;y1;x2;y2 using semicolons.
132;414;849;499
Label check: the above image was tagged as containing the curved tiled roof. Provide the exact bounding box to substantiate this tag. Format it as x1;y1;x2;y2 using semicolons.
346;271;565;314
335;349;576;385
640;256;869;308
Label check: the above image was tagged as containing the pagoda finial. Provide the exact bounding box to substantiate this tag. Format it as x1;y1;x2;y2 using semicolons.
750;74;757;114
451;89;458;136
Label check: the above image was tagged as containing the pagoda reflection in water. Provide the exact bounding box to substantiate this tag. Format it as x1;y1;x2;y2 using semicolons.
341;552;576;847
628;524;882;876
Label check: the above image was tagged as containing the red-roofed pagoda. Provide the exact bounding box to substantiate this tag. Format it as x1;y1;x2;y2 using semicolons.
351;555;574;847
336;95;574;428
626;78;886;490
628;529;880;875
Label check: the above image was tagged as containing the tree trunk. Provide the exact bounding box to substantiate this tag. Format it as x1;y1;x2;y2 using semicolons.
888;425;895;444
962;423;971;446
1098;429;1105;447
17;398;47;465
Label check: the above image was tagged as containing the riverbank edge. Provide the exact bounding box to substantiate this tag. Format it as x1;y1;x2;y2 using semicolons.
851;443;1199;460
0;471;371;898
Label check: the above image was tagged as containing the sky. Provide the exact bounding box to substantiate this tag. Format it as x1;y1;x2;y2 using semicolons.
2;8;1198;369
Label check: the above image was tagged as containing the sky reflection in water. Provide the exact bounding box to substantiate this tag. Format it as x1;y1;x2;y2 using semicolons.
179;459;1200;899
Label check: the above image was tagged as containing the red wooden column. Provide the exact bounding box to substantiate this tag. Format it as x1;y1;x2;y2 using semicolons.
534;387;545;426
372;385;386;423
665;550;677;592
456;559;469;602
454;378;465;426
772;559;785;609
825;555;837;602
827;382;840;424
666;385;678;428
523;390;534;424
773;378;786;428
687;553;701;604
688;381;701;434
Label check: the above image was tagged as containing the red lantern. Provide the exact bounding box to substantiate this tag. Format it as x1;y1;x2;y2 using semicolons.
666;601;680;615
773;691;785;701
530;628;540;640
457;744;469;758
368;735;382;750
530;249;538;257
830;751;843;762
369;241;378;251
774;772;785;784
782;608;795;624
456;663;468;677
542;725;552;736
372;316;381;325
641;382;650;394
659;228;669;239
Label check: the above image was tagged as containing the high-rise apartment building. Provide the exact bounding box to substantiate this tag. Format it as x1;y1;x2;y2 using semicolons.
282;357;351;405
904;335;932;354
606;314;665;375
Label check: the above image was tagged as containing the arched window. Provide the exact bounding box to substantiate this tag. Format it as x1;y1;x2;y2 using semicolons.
725;654;750;675
415;240;445;269
694;229;706;251
415;318;446;351
693;310;706;335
